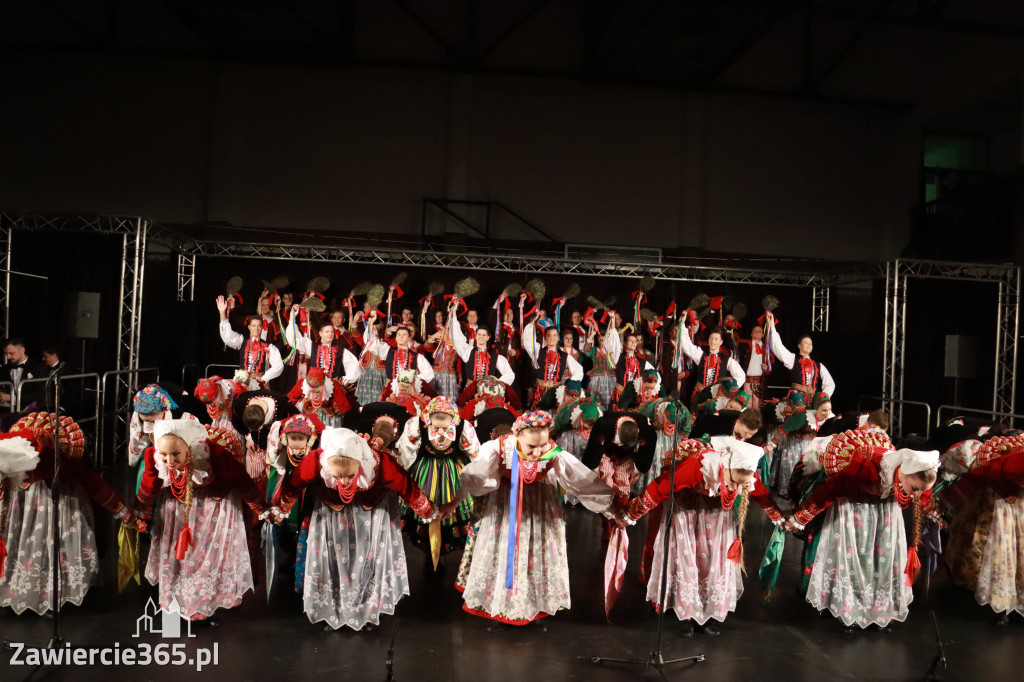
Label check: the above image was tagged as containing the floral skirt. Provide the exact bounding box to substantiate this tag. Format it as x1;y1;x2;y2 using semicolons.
460;479;569;624
946;488;994;592
556;430;589;459
587;375;615;411
774;433;811;497
303;494;410;630
557;431;589;506
646;491;742;625
805;496;912;628
431;371;460;400
145;489;254;619
975;495;1024;615
0;482;99;615
355;366;387;404
632;431;674;496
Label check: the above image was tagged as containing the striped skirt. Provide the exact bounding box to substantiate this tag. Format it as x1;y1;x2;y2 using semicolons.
402;453;473;555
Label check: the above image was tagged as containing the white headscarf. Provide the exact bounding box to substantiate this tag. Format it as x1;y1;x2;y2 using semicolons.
152;416;210;485
895;448;940;476
0;435;41;487
318;427;377;489
710;435;763;472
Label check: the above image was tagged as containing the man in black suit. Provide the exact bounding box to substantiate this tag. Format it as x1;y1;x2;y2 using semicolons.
0;337;49;411
41;344;81;415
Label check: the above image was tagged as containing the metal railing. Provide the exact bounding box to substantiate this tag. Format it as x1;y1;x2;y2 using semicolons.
857;395;933;441
181;363;200;388
99;367;159;467
204;363;239;378
16;372;103;465
15;372;100;417
935;404;1024;431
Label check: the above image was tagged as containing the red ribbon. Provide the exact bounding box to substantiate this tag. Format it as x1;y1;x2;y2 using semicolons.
443;295;469;317
904;546;921;586
390;285;404;300
175;523;194;561
664;301;677;318
0;538;7;578
727;537;742;564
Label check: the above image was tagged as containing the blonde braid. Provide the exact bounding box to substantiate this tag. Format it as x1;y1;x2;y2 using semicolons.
182;446;195;523
912;495;922;551
735;489;750;575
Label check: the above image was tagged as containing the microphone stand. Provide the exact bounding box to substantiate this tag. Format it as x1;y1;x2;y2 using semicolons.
384;618;399;681
47;372;65;647
925;611;948;681
578;403;705;679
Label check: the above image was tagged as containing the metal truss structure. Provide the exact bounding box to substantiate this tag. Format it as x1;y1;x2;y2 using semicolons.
176;252;196;302
0;210;149;457
170;237;832;286
882;259;1021;435
811;285;830;332
3;211;1019;446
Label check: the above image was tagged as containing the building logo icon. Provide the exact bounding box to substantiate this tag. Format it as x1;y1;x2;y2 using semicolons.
133;597;195;638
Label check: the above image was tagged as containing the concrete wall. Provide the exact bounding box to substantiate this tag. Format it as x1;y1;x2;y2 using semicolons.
1;51;918;258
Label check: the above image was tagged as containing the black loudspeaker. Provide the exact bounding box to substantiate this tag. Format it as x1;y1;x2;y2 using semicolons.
944;334;976;379
68;292;101;339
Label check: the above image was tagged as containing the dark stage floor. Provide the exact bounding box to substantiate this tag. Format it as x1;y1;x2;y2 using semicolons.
0;500;1021;682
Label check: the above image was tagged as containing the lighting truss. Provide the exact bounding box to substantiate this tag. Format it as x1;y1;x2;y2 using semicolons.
0;210;149;457
176;252;196;302
880;259;1021;436
811;285;830;332
172;238;829;286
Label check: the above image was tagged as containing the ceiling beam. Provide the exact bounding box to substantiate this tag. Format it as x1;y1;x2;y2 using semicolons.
471;0;548;67
803;4;1024;39
808;0;892;93
391;0;464;65
701;4;794;86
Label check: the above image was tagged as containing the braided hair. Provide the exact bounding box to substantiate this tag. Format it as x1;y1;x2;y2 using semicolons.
735;488;751;575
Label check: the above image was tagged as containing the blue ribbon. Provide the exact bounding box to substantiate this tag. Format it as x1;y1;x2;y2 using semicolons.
505;446;520;590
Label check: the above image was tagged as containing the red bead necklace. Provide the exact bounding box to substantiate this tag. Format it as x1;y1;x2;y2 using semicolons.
335;477;358;504
892;470;912;508
168;467;189;500
718;465;739;510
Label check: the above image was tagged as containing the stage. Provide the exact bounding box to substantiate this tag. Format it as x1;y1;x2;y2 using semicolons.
0;491;1019;681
